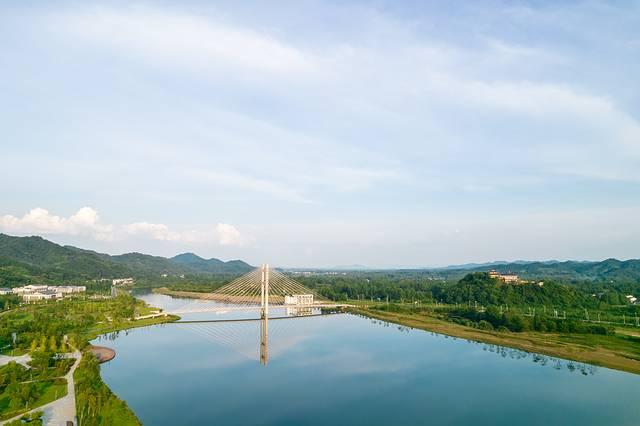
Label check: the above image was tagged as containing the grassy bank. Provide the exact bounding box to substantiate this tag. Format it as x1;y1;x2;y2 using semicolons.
83;313;180;343
75;352;141;426
0;378;67;421
351;306;640;375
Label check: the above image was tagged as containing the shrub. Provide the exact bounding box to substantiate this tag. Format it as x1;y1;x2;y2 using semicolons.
478;320;494;331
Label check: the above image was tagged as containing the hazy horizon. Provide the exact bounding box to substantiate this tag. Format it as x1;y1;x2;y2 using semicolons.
2;1;639;267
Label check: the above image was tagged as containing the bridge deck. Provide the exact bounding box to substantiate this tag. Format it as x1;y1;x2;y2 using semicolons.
170;312;348;324
167;303;349;315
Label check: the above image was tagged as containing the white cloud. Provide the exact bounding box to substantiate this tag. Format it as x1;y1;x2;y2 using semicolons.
216;223;242;246
0;208;244;247
124;222;182;242
0;207;114;241
50;7;312;75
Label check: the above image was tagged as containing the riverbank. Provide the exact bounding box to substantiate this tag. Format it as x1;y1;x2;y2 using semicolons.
75;352;141;426
351;307;640;375
84;312;180;342
153;287;212;299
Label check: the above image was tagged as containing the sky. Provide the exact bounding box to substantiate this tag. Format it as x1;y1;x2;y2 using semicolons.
1;1;639;268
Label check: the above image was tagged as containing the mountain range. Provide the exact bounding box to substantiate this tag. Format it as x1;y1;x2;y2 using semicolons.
1;233;640;287
0;233;253;286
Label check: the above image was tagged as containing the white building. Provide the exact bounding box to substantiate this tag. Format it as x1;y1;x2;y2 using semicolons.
112;278;135;286
50;285;86;294
13;285;49;294
22;290;62;302
488;270;520;283
286;306;314;316
11;285;86;302
0;288;12;295
626;295;638;304
284;294;314;305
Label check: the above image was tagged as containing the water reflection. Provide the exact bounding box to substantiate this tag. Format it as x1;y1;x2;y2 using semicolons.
168;316;323;365
96;312;600;377
359;314;599;376
96;304;640;426
260;318;268;365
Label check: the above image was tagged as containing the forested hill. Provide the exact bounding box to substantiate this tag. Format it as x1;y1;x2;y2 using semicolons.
438;272;595;308
457;259;640;284
0;233;253;285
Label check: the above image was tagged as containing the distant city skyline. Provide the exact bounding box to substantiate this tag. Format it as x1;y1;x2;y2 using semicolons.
2;1;639;267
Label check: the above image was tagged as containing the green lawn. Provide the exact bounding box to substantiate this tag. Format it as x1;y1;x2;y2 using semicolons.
0;379;67;420
0;347;28;356
134;304;158;316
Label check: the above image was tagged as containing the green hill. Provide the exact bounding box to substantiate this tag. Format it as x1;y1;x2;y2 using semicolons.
440;272;595;308
171;253;252;274
0;233;253;286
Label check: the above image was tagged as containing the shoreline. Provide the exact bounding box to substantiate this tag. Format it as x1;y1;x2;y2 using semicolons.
153;287;212;299
351;307;640;375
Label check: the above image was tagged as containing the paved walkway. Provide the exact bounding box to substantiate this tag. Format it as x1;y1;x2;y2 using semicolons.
1;351;81;426
0;353;32;368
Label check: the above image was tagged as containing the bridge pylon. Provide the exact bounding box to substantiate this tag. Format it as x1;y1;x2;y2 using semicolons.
260;263;270;319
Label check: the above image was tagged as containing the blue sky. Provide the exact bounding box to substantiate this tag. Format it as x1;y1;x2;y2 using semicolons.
1;1;639;267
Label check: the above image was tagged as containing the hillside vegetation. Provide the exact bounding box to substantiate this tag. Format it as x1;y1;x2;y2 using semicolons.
0;233;253;286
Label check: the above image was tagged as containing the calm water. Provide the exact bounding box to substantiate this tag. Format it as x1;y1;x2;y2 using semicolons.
95;293;640;425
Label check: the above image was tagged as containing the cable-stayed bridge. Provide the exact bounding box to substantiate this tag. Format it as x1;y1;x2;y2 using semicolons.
166;264;345;316
163;264;349;365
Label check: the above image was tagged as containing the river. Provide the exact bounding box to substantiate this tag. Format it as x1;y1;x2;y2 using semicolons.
94;292;640;425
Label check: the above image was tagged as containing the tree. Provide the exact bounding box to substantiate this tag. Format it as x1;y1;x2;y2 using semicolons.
38;336;47;352
48;336;57;353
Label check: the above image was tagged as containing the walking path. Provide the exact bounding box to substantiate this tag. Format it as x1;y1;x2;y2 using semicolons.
0;351;81;426
0;353;31;369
